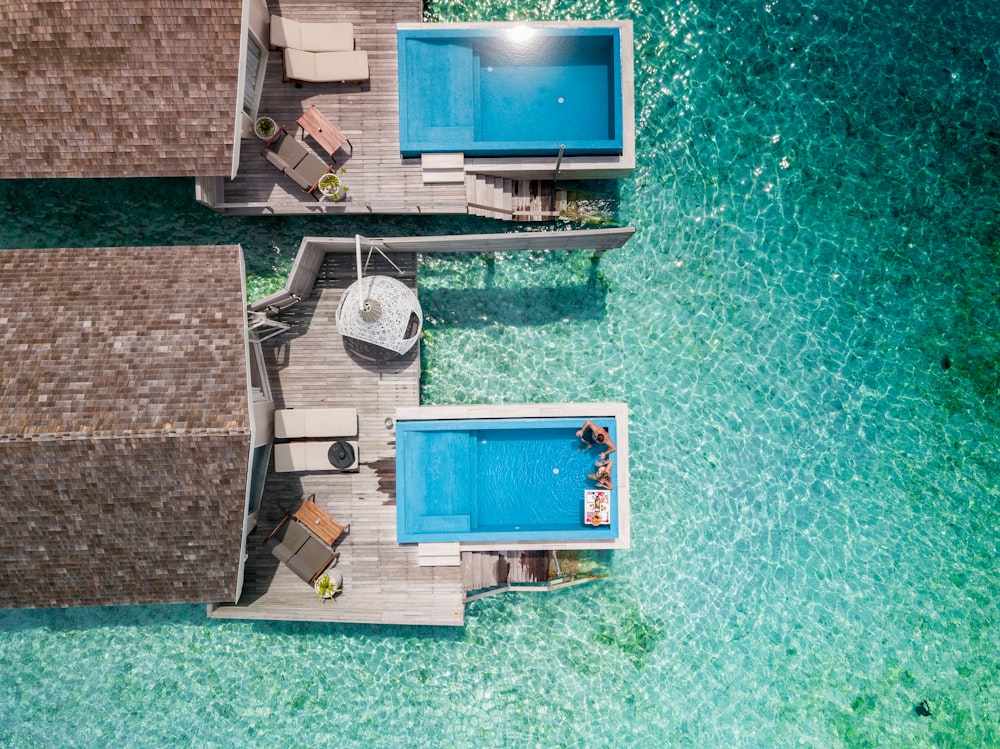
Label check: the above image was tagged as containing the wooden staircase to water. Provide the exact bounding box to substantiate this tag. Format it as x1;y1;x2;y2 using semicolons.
462;550;606;601
465;174;568;222
462;551;549;597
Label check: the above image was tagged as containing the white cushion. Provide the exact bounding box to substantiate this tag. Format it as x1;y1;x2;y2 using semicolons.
273;441;359;472
270;18;355;52
274;407;357;439
301;23;354;52
284;49;370;83
273;442;306;472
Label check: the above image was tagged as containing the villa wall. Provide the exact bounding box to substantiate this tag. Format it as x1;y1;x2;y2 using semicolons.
238;0;273;140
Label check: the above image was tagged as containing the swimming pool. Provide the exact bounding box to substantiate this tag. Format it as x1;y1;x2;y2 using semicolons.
396;417;619;542
396;25;624;158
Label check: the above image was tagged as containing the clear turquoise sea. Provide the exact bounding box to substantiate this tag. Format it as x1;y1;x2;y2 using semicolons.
1;0;998;745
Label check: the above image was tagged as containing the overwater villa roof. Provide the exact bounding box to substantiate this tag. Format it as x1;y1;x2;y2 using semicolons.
0;246;251;609
0;1;242;178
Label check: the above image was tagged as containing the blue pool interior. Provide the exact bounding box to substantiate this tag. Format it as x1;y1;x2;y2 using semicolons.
396;417;617;542
397;27;623;158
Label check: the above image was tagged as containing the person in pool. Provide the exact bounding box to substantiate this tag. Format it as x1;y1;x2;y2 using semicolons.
577;420;617;460
588;458;614;490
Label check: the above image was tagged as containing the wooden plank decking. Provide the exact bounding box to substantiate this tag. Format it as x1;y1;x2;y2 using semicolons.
210;250;466;625
214;0;469;216
203;6;635;217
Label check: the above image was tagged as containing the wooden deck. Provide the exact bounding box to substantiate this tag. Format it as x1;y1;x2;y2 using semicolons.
210;250;466;625
212;230;634;624
197;6;636;217
206;0;469;216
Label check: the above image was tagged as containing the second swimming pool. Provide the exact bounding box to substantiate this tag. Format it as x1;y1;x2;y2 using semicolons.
395;417;619;543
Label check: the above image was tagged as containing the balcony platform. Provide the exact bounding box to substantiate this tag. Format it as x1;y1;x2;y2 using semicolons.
196;3;634;217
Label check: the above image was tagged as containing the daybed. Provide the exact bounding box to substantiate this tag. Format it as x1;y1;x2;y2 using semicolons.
274;440;359;472
274;407;358;439
270;17;355;52
283;48;370;84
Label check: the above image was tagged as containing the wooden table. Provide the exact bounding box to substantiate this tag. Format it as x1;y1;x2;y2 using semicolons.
294;496;348;546
297;105;351;158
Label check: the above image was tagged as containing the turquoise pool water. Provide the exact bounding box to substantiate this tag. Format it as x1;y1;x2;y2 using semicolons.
397;26;623;157
1;0;998;745
396;417;618;542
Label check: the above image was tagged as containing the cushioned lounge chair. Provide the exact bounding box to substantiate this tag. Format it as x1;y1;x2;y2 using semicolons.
283;48;370;84
273;440;359;472
264;514;338;585
274;407;358;439
261;126;332;197
270;17;355;52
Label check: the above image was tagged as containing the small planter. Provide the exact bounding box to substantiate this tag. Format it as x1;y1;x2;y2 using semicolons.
254;116;277;140
318;168;349;201
315;571;343;601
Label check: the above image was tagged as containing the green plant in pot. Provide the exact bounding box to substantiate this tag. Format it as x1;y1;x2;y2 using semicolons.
315;573;341;600
254;116;277;140
318;168;349;200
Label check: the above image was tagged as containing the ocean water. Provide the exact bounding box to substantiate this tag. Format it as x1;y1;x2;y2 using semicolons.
1;0;998;745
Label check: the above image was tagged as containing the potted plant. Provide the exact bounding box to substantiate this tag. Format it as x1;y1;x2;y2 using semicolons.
318;168;349;201
254;115;277;140
315;572;341;601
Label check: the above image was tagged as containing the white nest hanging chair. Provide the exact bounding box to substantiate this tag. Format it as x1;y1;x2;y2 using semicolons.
335;235;423;361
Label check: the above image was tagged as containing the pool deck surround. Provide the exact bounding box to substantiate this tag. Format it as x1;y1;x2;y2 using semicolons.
210;228;633;624
196;1;634;217
396;404;631;553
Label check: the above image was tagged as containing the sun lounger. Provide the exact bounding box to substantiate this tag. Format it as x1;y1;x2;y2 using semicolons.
270;17;355;52
261;126;332;197
274;407;358;439
274;440;359;472
283;48;370;84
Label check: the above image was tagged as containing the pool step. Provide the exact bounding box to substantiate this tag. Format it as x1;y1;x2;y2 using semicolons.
421;152;466;184
465;174;568;222
417;542;461;567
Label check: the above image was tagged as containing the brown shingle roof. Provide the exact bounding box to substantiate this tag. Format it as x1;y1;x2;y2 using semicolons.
0;246;251;608
0;1;242;178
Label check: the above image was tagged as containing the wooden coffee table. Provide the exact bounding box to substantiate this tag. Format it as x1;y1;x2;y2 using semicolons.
293;495;349;546
297;105;351;158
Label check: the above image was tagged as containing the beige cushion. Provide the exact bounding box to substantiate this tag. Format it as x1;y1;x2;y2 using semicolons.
283;49;370;83
274;407;357;439
270;17;355;52
268;520;309;563
274;441;359;472
288;152;330;190
263;133;308;171
273;442;305;472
